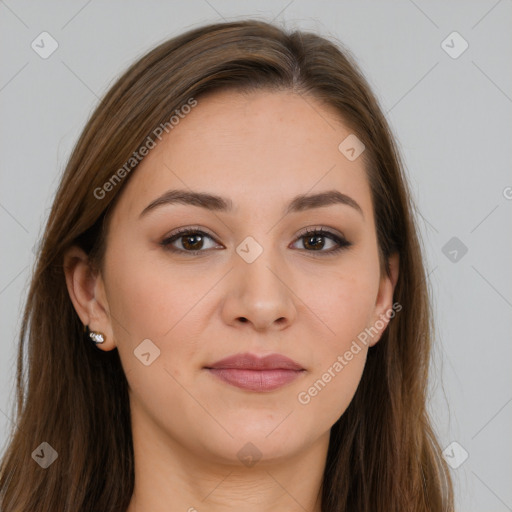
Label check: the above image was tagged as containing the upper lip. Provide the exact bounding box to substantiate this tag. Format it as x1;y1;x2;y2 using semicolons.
205;352;304;371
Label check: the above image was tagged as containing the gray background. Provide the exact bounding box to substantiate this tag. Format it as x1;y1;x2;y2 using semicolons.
1;1;511;510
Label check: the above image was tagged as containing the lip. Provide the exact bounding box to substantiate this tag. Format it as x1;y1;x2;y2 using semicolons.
204;352;305;392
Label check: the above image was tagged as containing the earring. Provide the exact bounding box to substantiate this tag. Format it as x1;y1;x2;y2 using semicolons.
84;325;106;344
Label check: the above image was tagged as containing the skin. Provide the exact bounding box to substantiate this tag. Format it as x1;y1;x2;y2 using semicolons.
64;89;399;512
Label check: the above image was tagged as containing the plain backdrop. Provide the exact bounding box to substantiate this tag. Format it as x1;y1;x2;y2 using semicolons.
1;1;511;510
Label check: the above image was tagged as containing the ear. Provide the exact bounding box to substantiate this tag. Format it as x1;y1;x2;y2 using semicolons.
63;246;116;351
368;252;400;347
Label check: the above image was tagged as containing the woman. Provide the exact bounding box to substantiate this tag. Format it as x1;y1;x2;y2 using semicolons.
0;19;453;511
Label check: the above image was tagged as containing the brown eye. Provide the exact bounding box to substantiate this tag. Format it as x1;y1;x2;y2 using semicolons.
160;229;220;254
293;228;352;255
303;233;327;251
180;233;205;251
160;226;351;256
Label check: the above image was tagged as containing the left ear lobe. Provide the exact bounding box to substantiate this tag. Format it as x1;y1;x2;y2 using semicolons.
368;252;400;347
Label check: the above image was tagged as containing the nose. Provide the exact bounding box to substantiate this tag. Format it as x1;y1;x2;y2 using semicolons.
220;246;297;332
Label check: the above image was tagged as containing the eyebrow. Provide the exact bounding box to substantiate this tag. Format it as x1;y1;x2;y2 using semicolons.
139;188;364;219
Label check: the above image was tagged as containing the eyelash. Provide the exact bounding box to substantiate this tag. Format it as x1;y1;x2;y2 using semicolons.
160;225;352;256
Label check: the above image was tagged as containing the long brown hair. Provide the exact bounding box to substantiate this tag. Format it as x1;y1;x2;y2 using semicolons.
0;19;453;511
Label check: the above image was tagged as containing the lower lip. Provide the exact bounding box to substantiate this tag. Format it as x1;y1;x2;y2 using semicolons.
206;368;304;392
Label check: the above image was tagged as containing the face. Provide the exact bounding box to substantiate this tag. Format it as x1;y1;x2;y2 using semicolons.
71;89;398;467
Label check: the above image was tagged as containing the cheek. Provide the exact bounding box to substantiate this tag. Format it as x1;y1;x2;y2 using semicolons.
297;348;367;430
312;266;379;349
103;246;221;390
294;264;378;423
295;296;371;430
104;248;211;340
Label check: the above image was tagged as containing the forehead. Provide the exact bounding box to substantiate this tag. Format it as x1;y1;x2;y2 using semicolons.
112;89;373;222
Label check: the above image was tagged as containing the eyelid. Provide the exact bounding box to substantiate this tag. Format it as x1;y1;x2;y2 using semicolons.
294;224;347;240
163;225;219;241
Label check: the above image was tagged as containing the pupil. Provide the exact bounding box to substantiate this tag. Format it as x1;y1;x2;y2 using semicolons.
184;234;202;250
305;235;324;250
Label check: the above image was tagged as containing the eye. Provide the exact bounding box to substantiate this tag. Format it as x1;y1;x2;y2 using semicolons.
291;227;352;255
160;226;352;256
160;227;222;255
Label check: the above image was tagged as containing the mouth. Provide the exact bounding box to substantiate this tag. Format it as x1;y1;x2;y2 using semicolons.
204;352;306;392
